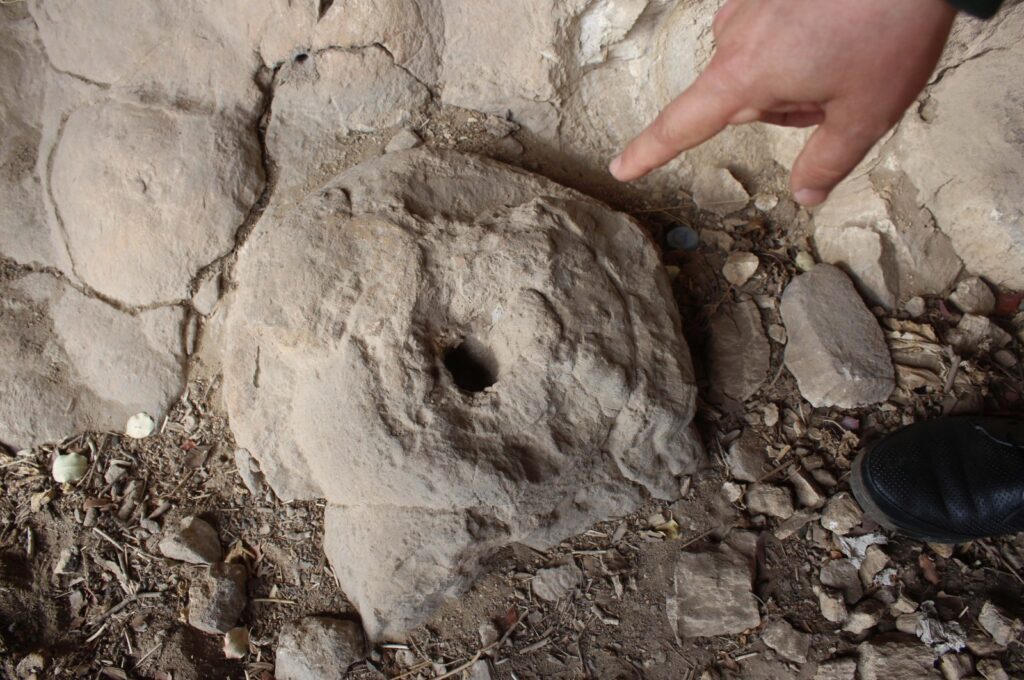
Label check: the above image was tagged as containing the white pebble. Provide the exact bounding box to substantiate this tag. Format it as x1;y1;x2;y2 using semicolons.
52;451;89;484
125;412;156;439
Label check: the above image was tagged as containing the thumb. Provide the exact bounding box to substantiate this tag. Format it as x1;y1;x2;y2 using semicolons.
790;118;885;207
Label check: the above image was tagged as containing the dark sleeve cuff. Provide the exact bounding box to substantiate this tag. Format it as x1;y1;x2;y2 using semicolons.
946;0;1003;18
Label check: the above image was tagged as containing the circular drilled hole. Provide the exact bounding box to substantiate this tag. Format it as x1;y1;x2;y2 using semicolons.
444;336;498;393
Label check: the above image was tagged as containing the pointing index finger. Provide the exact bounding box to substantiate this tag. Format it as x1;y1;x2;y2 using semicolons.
610;70;745;182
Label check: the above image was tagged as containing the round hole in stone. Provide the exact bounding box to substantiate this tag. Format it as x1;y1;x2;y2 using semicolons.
294;52;309;64
444;336;498;393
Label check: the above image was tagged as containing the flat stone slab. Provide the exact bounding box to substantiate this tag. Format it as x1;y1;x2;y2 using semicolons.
668;545;760;638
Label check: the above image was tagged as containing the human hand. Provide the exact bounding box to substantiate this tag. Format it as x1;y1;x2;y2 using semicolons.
609;0;957;206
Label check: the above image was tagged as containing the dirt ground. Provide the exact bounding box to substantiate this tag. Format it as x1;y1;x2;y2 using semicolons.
2;103;1024;680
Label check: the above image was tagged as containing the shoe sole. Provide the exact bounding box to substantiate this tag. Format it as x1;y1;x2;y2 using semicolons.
850;445;961;545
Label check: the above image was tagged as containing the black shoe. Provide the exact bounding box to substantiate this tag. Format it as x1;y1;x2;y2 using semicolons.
851;416;1024;544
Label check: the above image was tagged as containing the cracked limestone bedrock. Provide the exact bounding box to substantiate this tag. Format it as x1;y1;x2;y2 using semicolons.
0;13;68;272
222;148;703;640
811;175;962;304
50;100;263;307
894;13;1024;289
0;272;185;451
780;264;895;408
29;0;265;113
266;46;430;189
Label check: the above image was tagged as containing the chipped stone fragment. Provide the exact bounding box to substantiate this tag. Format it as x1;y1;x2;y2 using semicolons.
692;167;749;216
385;128;423;153
745;484;794;519
843;600;884;635
159;516;222;565
950;277;996;315
187;562;247;634
781;265;895;407
814;585;848;624
761;619;810;663
531;563;581;603
821;493;864;536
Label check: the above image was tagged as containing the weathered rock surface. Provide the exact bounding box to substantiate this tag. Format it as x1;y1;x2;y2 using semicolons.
159;517;222;565
857;639;941;679
187;562;247;634
894;7;1024;289
814;225;898;310
668;546;760;638
0;15;64;272
780;265;895;408
266;46;430;187
275;617;366;680
439;0;562;139
708;298;770;403
30;0;264;112
51;101;263;306
0;273;185;450
223;149;702;639
257;0;441;85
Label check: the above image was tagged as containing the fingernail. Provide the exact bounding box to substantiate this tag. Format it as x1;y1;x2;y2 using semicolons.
794;188;827;207
609;155;623;179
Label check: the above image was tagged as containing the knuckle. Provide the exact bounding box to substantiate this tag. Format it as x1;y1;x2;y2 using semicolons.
649;114;680;148
702;57;751;98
